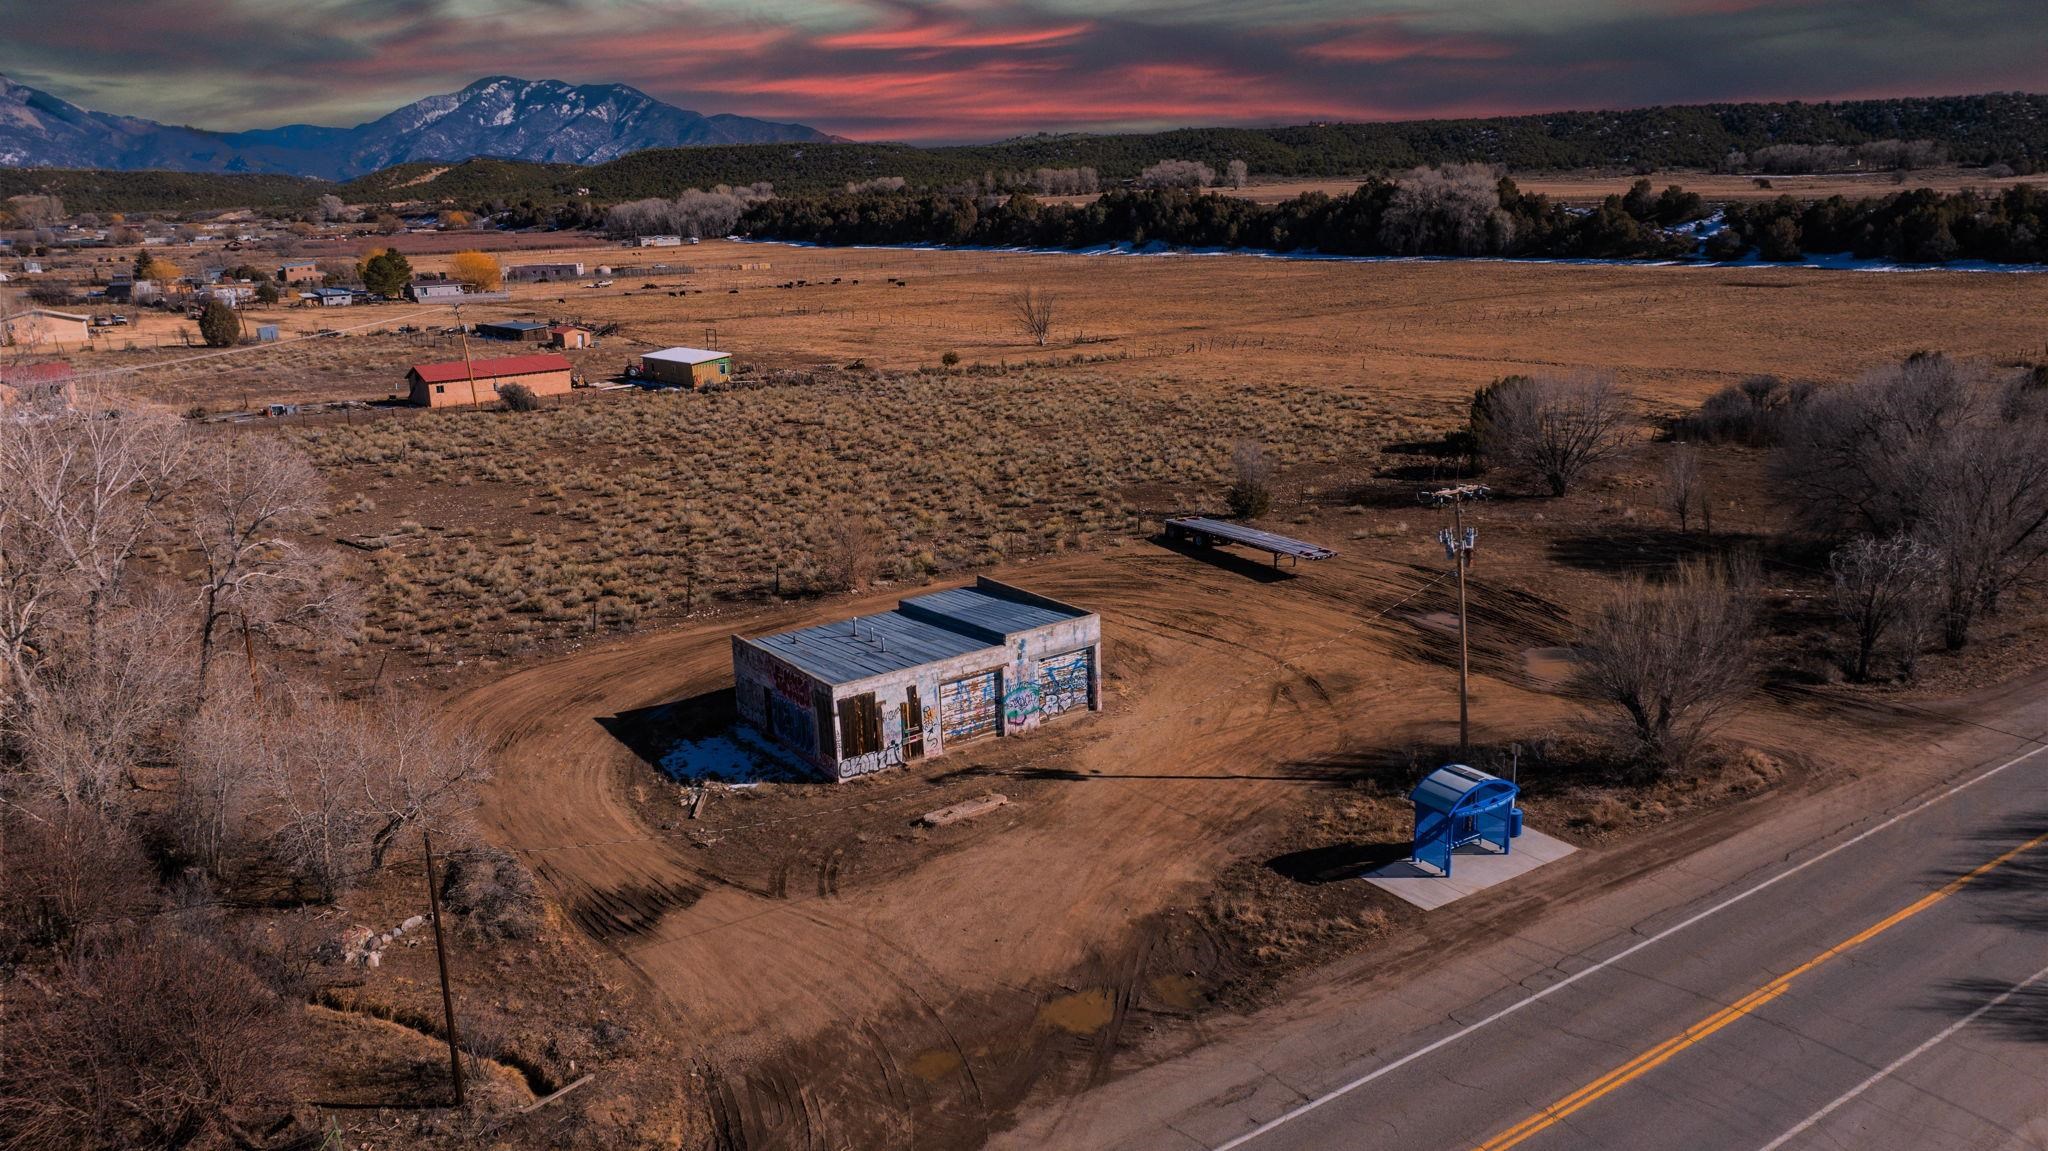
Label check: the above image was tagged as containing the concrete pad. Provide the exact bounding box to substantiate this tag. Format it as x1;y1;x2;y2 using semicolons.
1362;829;1577;910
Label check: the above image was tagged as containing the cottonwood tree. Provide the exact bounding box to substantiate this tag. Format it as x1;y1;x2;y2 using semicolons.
1136;159;1214;188
1662;444;1705;532
0;396;190;719
1011;286;1057;347
262;687;488;899
1474;372;1636;496
1774;354;2048;648
449;249;502;291
188;435;356;698
1573;557;1759;772
1380;164;1513;256
1828;534;1940;681
18;593;190;812
1225;159;1249;189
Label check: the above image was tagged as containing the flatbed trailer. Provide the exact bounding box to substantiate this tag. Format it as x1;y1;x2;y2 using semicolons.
1163;516;1337;568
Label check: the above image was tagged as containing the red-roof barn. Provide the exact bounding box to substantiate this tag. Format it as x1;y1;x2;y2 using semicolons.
0;362;77;410
406;354;574;408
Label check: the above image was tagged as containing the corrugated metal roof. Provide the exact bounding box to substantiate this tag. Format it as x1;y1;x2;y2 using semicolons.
751;612;997;685
746;581;1092;686
642;346;730;364
899;584;1084;642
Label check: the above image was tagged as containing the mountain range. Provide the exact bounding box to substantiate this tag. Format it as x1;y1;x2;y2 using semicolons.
0;75;832;180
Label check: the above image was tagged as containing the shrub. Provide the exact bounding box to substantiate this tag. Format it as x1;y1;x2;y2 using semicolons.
1572;556;1759;773
498;382;541;411
1473;373;1635;496
1226;440;1274;518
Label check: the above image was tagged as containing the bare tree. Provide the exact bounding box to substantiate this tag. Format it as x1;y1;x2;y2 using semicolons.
1225;159;1249;189
1475;373;1636;496
0;800;156;959
1662;444;1704;532
187;435;354;697
1828;534;1941;681
816;511;880;592
171;678;270;873
18;593;190;812
0;396;190;725
261;686;487;899
1917;418;2048;648
1136;160;1215;189
1379;164;1513;256
1010;287;1056;347
1572;557;1758;772
1774;355;2048;648
1226;440;1274;519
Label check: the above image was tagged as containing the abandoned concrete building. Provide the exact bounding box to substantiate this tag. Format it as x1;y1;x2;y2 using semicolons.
733;578;1102;781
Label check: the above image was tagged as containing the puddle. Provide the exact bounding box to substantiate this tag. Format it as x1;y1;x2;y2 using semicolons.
657;729;810;784
1149;974;1202;1011
1037;988;1115;1035
1521;646;1579;687
906;1049;961;1082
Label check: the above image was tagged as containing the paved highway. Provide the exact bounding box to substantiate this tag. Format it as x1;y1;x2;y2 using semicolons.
996;682;2048;1151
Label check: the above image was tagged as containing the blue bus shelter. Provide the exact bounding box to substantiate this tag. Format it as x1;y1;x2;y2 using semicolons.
1410;763;1523;877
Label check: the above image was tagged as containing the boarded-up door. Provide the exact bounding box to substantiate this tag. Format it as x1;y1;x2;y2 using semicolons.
940;671;1000;743
902;684;925;760
1034;648;1092;718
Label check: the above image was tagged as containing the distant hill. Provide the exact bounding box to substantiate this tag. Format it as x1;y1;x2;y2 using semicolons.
5;92;2045;216
373;92;2048;210
0;74;833;180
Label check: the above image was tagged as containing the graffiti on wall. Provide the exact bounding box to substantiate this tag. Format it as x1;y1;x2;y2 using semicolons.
1004;681;1042;729
1035;648;1092;718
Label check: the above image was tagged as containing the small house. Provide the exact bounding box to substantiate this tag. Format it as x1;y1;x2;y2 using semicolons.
636;346;732;389
636;235;682;247
279;261;321;284
734;578;1102;782
406;282;468;303
302;288;354;307
474;320;549;342
406;353;573;408
548;324;592;350
1;308;91;349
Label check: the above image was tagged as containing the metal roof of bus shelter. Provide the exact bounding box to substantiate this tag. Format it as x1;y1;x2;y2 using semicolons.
1412;762;1518;816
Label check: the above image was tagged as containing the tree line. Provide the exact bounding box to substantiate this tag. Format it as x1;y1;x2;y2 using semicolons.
737;168;1711;260
1714;183;2048;263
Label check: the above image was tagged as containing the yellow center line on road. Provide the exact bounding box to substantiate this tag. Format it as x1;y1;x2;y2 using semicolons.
1474;827;2048;1151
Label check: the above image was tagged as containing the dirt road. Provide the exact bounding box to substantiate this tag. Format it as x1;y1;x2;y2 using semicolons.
447;539;1583;1145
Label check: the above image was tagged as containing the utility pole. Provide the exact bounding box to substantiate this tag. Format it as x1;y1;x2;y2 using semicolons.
423;831;466;1108
454;303;479;408
1439;500;1478;759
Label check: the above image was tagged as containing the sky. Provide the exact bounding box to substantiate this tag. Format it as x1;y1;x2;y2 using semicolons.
0;0;2045;142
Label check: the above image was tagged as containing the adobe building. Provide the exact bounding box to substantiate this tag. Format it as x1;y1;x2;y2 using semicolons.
407;353;573;407
733;578;1101;782
1;308;90;349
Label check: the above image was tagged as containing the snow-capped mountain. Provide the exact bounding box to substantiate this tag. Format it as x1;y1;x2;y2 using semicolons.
0;75;833;179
